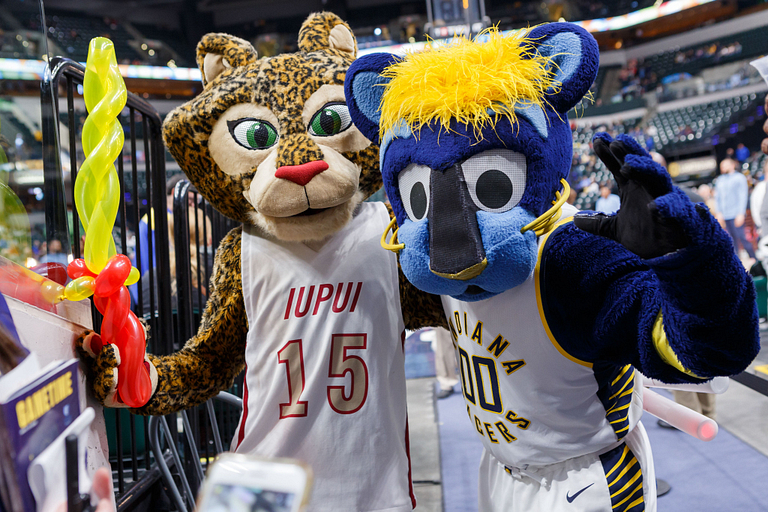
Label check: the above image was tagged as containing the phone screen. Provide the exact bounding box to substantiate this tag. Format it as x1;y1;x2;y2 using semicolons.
203;483;296;512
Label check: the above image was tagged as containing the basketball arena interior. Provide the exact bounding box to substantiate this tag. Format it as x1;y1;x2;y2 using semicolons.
1;0;768;511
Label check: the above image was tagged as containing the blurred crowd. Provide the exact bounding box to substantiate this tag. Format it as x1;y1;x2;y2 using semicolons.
569;115;768;270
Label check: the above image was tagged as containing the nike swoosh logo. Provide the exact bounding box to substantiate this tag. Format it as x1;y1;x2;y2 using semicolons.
566;483;594;503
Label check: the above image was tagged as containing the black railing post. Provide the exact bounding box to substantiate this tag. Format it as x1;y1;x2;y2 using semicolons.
173;180;194;342
40;57;72;255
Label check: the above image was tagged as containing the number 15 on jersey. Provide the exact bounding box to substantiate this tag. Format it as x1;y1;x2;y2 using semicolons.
277;333;369;419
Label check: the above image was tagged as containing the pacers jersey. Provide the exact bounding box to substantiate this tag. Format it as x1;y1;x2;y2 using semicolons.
441;235;643;468
237;202;413;512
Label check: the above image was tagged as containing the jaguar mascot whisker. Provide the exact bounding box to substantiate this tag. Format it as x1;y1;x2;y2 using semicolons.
345;23;760;512
77;13;447;512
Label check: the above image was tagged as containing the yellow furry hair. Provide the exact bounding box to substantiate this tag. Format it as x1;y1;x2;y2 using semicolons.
379;28;560;140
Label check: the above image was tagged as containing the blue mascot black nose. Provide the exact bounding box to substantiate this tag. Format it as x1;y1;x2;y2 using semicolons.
428;164;488;280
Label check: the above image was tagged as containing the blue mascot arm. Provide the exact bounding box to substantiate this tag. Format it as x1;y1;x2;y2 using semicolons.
540;141;759;382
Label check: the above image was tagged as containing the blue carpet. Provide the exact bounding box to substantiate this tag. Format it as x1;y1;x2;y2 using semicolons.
437;384;482;512
404;329;436;380
437;388;768;512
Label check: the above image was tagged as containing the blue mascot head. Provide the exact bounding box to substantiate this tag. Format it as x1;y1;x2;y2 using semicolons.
346;24;599;301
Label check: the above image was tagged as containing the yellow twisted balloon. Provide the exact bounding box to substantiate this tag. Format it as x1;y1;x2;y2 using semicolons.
62;37;139;303
76;37;126;274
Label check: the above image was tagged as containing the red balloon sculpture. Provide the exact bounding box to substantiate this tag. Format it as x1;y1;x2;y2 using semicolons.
68;256;152;407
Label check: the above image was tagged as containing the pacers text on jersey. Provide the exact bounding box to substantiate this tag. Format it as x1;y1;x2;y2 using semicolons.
284;282;363;320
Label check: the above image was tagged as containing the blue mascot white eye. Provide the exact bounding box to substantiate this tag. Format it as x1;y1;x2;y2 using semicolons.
461;149;526;213
398;164;432;221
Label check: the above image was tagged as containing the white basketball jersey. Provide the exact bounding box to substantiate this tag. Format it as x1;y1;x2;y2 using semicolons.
237;202;414;512
441;233;643;468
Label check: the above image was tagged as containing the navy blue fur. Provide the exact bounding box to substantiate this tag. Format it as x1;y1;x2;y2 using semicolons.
541;215;759;382
345;52;401;145
525;23;600;113
555;133;759;380
381;115;572;226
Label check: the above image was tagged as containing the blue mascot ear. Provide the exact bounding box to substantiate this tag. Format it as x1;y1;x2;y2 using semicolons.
525;23;599;114
345;52;402;145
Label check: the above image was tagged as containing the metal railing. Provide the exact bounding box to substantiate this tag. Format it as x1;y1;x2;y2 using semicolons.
42;56;244;510
41;56;175;507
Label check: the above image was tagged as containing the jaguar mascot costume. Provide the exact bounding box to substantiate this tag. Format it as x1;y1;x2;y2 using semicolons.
77;13;446;512
345;23;760;512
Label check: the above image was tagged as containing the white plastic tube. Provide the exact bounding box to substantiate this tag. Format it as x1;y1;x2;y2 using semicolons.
642;388;718;441
641;375;729;394
751;56;768;86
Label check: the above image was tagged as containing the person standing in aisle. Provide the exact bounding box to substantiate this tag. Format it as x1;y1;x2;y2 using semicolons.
716;157;756;262
433;327;458;399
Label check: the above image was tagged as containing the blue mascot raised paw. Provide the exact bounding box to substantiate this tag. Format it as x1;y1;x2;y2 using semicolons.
573;133;691;259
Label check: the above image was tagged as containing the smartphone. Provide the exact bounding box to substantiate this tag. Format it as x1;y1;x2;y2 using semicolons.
196;453;312;512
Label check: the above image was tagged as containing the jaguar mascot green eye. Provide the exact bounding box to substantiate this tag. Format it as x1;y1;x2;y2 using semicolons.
228;118;279;150
308;103;353;136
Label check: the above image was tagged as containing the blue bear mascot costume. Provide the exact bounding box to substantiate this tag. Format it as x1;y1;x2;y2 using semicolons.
345;23;760;512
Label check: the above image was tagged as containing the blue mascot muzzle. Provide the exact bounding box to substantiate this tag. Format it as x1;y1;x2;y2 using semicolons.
382;170;569;301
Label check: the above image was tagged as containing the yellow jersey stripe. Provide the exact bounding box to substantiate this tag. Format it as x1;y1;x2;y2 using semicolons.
610;470;642;499
611;365;633;386
623;495;645;511
607;402;631;415
605;446;629;478
534;218;593;368
652;310;704;379
608;458;638;487
609;376;634;401
612;482;644;510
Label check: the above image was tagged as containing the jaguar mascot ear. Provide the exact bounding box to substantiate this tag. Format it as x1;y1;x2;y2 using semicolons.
298;11;357;57
196;34;259;88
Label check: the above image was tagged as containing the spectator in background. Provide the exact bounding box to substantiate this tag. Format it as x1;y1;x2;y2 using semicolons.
567;187;578;206
432;327;458;399
761;96;768;232
595;185;620;214
750;169;766;237
141;205;212;314
39;239;68;266
697;184;718;215
762;94;768;156
716;157;756;262
736;143;751;164
136;174;184;274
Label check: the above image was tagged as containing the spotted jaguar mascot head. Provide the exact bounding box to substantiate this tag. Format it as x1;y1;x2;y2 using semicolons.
163;12;380;241
345;23;598;301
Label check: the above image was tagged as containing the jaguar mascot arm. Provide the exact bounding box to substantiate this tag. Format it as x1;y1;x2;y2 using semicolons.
77;12;445;414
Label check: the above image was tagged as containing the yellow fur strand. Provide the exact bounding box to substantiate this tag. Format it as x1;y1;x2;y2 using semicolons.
379;28;559;141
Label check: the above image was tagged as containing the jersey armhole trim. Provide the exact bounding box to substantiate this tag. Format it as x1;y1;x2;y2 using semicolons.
652;310;705;379
534;218;594;368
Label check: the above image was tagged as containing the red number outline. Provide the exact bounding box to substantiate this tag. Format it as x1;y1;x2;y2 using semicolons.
327;333;369;414
277;339;309;419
